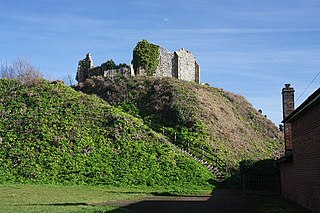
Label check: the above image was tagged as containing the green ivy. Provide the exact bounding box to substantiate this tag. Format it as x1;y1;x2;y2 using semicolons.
0;78;213;188
132;39;160;76
101;59;130;70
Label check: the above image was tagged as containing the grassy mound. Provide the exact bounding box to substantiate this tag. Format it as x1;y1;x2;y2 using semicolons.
0;78;213;189
75;76;283;168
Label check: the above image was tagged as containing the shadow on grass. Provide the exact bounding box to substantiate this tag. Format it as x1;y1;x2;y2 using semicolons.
106;189;311;213
104;174;310;213
23;202;90;206
150;192;212;198
106;187;266;213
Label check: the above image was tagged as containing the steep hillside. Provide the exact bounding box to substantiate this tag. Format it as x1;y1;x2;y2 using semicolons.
0;78;213;188
75;76;284;168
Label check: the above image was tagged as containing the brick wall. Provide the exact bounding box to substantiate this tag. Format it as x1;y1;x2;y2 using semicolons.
281;99;320;212
280;163;295;198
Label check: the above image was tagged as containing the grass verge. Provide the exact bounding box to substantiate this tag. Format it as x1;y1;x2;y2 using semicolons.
0;184;213;213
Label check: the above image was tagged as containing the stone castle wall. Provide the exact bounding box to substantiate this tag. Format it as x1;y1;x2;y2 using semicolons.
155;47;175;78
76;53;94;83
77;55;133;83
176;49;197;82
90;66;132;78
195;62;200;83
153;47;199;83
76;43;200;83
103;67;132;78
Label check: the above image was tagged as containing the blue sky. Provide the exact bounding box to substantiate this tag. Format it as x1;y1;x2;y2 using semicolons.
1;0;320;125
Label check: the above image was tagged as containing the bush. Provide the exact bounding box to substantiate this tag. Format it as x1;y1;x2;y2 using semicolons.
239;159;279;176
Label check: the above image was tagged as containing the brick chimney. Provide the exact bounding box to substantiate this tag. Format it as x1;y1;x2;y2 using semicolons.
282;84;295;155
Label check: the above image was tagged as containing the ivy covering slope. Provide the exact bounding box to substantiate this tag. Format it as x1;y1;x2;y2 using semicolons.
0;78;213;188
75;76;284;168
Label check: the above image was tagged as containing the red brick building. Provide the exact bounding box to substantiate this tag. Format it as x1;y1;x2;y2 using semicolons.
279;85;320;212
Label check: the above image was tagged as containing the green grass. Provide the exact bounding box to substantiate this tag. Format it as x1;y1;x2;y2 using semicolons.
0;184;213;213
0;184;309;213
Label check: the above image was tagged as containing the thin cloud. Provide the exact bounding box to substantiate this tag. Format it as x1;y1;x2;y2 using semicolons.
164;28;320;34
198;50;320;65
1;13;112;28
233;7;320;20
128;0;161;7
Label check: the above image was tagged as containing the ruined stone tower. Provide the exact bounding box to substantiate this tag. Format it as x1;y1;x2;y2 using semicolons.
153;47;200;83
76;53;94;83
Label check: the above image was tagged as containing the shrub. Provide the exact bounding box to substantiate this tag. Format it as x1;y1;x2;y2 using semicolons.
239;159;279;176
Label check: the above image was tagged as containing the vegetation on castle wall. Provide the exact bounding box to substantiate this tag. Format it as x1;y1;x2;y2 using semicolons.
132;39;160;76
0;78;213;188
101;59;117;70
101;59;130;70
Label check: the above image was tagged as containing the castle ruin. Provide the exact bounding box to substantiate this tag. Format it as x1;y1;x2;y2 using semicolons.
154;47;200;83
76;53;133;83
76;41;200;83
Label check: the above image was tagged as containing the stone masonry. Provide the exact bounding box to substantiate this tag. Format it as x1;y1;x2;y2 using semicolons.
76;53;94;83
154;47;200;83
176;48;198;83
76;42;200;83
155;47;176;78
76;54;133;83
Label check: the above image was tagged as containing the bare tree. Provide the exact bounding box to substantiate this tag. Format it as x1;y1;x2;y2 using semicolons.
0;60;15;79
64;74;76;86
1;58;42;83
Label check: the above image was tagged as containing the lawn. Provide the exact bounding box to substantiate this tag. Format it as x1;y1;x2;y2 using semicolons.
0;184;213;213
0;184;309;213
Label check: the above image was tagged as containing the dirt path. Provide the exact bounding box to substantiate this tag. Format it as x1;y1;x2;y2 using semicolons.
106;189;265;213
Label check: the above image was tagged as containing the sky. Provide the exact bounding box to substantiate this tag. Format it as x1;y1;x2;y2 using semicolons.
1;0;320;125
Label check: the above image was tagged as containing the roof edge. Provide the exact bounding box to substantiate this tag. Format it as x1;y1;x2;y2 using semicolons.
283;87;320;123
